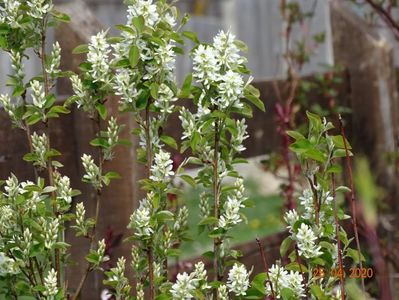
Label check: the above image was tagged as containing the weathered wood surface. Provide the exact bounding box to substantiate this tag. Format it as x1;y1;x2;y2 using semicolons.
331;2;399;195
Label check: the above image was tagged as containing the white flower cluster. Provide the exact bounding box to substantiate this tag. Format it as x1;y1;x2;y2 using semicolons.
81;154;101;187
22;228;32;257
173;206;188;232
284;209;299;232
55;173;73;204
0;0;21;28
217;284;229;300
266;264;305;299
0;252;18;276
226;263;250;296
106;257;131;297
114;70;138;105
127;0;159;27
4;174;19;199
149;150;174;182
0;205;15;234
10;50;24;82
97;239;107;264
129;197;153;237
87;31;111;83
27;0;53;19
42;217;59;249
43;268;58;297
295;223;322;259
30;80;46;109
154;84;177;115
104;117;120;160
192;30;247;109
199;192;210;218
231;119;249;153
218;178;246;230
136;283;144;300
170;262;209;300
31;132;48;168
75;202;87;236
70;75;91;110
47;41;61;77
0;94;22;127
179;107;196;141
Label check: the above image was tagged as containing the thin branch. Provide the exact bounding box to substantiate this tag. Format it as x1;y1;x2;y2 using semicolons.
256;238;275;299
338;115;365;293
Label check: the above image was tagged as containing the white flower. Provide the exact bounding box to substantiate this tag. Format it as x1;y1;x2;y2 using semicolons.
55;174;73;204
0;0;21;27
129;198;153;237
218;195;244;229
43;217;59;249
231;119;248;152
87;31;111;83
164;13;176;27
136;283;145;300
154;84;177;115
216;70;244;109
0;252;18;275
0;205;15;233
114;70;138;105
295;223;322;259
150;150;174;182
30;80;46;109
199;192;210;218
10;50;24;82
22;228;32;257
227;263;250;296
217;284;229;300
284;209;299;231
127;0;159;27
299;188;314;219
174;206;188;232
281;270;305;298
31;132;48;168
81;154;100;187
75;202;87;236
47;42;61;77
179;107;196;140
4;174;19;199
192;44;220;87
170;272;197;300
27;0;53;19
213;30;245;68
43;268;58;297
153;42;175;77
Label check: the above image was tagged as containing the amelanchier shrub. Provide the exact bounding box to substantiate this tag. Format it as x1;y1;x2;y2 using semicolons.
0;0;362;299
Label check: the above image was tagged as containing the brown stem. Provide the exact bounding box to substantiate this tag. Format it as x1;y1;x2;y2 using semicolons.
332;173;346;300
256;238;275;299
72;115;103;300
213;119;222;300
147;246;155;300
338;115;365;293
364;0;399;40
294;245;309;298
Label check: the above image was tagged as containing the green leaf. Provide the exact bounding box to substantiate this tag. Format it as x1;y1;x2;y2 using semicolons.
129;45;140;68
180;73;192;97
306;111;322;133
132;16;145;33
180;174;196;188
234;39;248;52
198;216;218;226
245;84;260;97
310;284;327;300
150;82;159;99
160;135;178;150
244;91;265;112
95;103;107;120
51;10;71;23
346;248;365;264
72;44;89;54
136;89;150;110
115;24;135;35
331;135;352;149
156;210;175;222
12;85;25;97
105;171;121;180
251;273;267;294
281;288;295;300
48;105;70;115
90;137;107;147
208;228;225;238
286;130;305;140
280;236;292;257
182;31;200;44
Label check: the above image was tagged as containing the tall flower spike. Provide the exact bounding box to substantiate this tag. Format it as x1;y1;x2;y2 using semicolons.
170;272;197;300
129;198;153;237
43;268;58;297
75;202;88;236
192;44;220;87
81;154;101;187
31;132;49;168
43;217;59;249
149;150;174;182
0;0;21;28
226;263;250;296
10;50;24;82
87;30;111;83
127;0;159;27
47;41;61;77
55;173;73;204
30;80;46;109
295;223;322;259
27;0;53;19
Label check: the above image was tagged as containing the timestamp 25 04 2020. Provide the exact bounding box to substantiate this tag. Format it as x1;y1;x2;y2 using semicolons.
312;267;374;279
